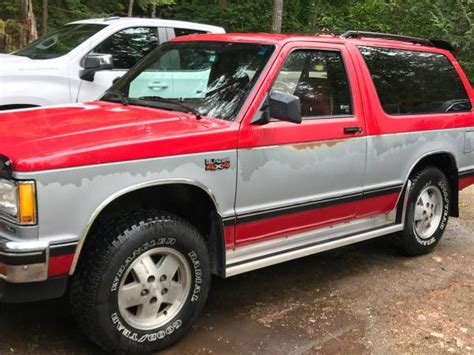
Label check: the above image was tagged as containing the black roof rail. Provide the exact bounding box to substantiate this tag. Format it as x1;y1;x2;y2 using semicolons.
340;30;455;52
429;39;455;52
104;12;128;19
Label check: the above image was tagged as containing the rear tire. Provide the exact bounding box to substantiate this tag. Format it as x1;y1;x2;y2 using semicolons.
70;211;210;353
401;167;451;256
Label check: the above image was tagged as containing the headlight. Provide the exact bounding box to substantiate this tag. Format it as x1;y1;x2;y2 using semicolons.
0;179;36;224
0;179;18;217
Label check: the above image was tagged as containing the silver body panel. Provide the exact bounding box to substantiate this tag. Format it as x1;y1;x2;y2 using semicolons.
365;129;474;190
13;150;237;246
1;126;473;278
235;137;366;216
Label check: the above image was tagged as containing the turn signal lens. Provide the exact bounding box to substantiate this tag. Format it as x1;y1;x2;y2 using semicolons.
18;182;36;224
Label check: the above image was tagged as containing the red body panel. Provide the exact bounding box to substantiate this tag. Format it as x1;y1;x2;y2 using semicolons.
236;201;357;246
48;254;75;278
345;41;474;136
1;33;473;253
460;176;474;190
233;193;400;247
1;34;472;172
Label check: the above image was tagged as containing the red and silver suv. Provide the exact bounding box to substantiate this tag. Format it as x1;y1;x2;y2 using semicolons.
0;31;473;352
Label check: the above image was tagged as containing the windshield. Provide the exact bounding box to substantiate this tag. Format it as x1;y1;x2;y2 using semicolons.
15;24;106;59
105;41;275;121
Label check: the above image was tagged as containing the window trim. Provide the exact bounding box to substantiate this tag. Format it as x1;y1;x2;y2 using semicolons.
268;47;355;121
358;45;473;117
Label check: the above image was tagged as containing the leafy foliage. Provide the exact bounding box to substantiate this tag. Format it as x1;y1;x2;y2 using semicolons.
0;0;472;81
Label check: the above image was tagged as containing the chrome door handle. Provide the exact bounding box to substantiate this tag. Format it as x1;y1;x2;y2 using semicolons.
148;82;169;90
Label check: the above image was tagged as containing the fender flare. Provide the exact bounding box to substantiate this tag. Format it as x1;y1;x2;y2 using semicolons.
69;178;227;275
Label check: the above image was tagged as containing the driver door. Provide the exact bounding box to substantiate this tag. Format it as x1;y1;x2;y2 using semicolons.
235;42;367;245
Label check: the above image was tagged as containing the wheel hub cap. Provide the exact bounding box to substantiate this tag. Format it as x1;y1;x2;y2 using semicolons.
413;185;443;239
118;247;191;330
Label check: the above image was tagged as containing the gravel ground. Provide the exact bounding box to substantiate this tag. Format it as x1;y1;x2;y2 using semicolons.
0;188;472;354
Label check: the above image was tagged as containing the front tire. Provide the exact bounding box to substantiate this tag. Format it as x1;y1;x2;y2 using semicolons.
70;211;211;353
401;167;451;256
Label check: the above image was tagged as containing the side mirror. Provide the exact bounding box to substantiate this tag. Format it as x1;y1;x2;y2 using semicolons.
252;91;302;125
80;54;113;82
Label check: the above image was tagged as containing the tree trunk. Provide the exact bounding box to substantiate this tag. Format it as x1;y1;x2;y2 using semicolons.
218;0;227;9
271;0;283;33
128;0;135;17
150;4;157;18
20;0;38;43
42;0;48;35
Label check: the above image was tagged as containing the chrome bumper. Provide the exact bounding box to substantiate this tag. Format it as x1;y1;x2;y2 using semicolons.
0;238;49;283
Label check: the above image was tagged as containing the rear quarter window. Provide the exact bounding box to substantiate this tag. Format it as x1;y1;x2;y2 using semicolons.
359;46;472;115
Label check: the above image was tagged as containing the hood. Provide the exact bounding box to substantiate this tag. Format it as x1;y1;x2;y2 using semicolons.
0;102;238;172
0;53;32;65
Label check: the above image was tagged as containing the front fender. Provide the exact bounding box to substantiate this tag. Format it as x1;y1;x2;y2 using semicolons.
0;70;71;107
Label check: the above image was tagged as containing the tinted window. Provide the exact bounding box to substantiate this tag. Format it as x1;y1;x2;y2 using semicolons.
359;46;472;115
92;27;159;70
174;28;207;37
15;24;106;59
273;49;352;118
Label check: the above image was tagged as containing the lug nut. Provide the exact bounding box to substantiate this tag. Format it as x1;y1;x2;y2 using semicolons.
148;276;156;283
160;275;167;282
161;288;168;295
141;289;149;297
150;297;158;304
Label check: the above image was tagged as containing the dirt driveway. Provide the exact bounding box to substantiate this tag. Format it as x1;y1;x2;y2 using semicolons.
0;188;473;354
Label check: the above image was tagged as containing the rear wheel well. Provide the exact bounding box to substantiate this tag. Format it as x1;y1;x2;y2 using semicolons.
79;184;226;276
409;153;459;217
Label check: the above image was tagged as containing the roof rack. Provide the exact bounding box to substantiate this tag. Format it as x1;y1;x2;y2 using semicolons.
340;31;454;52
104;12;128;20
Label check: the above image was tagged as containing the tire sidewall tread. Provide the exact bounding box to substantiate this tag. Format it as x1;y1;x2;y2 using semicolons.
402;167;451;256
70;210;210;353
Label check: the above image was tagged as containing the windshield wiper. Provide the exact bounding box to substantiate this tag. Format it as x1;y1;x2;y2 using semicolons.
103;90;129;106
137;96;202;119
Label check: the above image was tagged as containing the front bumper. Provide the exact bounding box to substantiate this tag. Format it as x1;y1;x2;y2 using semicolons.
0;239;50;283
0;237;77;302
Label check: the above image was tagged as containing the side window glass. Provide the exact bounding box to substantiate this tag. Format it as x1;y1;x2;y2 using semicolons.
174;28;207;37
273;49;353;118
92;27;159;70
151;47;213;72
359;46;472;114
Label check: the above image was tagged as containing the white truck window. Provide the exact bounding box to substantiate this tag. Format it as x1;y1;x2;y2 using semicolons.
92;27;159;70
14;23;106;60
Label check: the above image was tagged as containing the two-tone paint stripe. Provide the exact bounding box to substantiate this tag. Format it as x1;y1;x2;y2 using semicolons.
458;168;474;190
222;183;403;227
459;168;474;178
48;242;78;278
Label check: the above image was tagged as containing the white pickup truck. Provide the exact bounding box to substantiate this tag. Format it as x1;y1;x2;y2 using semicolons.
0;17;224;110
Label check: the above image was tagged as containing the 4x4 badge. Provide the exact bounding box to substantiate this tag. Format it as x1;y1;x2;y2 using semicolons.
205;157;231;171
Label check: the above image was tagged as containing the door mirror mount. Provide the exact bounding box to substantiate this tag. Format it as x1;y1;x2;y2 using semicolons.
252;91;302;125
80;54;114;82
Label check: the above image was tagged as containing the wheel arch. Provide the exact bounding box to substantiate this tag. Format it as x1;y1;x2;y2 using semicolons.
70;179;228;277
404;150;459;217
